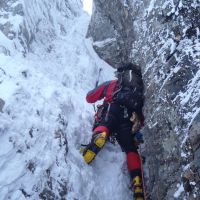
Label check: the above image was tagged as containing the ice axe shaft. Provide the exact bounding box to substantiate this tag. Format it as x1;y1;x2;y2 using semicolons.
93;68;102;111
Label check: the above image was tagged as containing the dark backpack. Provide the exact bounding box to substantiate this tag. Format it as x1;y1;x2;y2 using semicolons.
113;85;143;113
114;63;144;114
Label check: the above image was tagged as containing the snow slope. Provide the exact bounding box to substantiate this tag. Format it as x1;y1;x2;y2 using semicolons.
0;2;132;200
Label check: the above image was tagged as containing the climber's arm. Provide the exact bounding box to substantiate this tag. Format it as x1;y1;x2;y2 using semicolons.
86;81;111;103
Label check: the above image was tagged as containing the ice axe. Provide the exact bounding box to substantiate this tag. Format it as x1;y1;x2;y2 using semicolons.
93;68;103;112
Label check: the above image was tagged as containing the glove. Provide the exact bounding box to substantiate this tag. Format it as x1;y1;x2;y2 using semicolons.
130;112;141;133
133;131;144;145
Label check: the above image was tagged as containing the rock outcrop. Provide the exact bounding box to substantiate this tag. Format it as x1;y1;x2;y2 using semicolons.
0;98;5;112
87;0;200;199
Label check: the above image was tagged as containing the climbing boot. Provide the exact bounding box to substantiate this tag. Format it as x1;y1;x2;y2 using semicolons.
82;132;107;164
93;131;107;148
130;175;144;200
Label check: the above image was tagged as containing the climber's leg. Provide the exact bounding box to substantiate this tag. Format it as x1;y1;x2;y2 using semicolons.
116;124;144;200
82;126;109;164
127;152;144;200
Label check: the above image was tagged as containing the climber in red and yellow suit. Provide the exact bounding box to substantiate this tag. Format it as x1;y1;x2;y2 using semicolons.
82;67;145;200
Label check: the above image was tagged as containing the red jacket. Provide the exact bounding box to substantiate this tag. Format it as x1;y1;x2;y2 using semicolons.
86;80;145;125
86;80;118;103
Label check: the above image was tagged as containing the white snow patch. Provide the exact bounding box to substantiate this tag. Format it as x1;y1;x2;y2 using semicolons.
83;0;93;15
123;0;128;7
0;32;13;52
146;0;156;15
181;152;187;158
174;183;184;198
93;38;117;48
183;164;190;171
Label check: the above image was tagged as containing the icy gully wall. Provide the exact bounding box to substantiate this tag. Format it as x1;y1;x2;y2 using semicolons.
87;0;200;199
0;0;81;55
0;0;84;199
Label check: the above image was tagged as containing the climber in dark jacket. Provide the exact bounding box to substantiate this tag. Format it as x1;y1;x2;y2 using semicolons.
82;63;145;200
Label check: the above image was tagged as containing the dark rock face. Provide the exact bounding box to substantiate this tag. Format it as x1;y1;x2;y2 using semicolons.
0;98;5;112
87;0;135;67
87;0;200;199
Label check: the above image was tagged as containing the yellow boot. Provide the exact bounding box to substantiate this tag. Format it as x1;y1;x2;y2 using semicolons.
82;132;107;164
93;131;107;148
83;149;96;164
131;176;144;200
